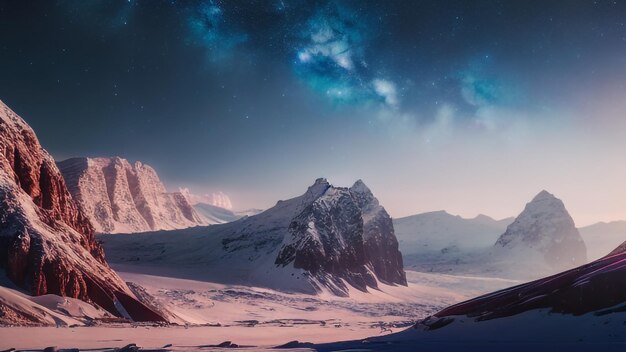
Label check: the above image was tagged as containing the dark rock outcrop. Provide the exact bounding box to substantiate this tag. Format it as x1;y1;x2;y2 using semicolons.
275;178;406;295
0;100;165;323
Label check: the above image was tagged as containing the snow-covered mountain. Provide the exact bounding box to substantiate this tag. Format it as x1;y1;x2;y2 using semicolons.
101;178;406;296
394;211;513;268
494;190;587;272
579;220;626;261
0;100;165;324
57;157;205;233
394;191;587;280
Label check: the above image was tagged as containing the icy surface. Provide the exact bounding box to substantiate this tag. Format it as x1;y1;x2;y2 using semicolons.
0;269;517;349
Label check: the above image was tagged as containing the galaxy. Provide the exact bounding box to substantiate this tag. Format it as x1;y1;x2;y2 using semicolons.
2;0;626;224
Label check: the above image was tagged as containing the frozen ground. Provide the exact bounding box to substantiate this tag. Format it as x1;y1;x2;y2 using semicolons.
0;269;518;350
311;308;626;352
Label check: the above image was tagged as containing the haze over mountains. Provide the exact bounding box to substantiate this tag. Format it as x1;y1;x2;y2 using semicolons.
396;191;595;280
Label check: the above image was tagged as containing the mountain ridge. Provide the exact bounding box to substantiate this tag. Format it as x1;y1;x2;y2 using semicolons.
57;156;206;233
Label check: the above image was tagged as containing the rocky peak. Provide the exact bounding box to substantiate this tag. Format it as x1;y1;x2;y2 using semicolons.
349;179;378;209
306;177;331;195
275;178;406;295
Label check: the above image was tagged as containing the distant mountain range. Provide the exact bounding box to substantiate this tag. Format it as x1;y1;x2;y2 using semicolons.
394;191;611;280
394;210;513;260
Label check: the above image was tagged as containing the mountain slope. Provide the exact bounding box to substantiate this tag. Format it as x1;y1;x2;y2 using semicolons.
57;157;205;233
0;100;165;323
102;178;406;296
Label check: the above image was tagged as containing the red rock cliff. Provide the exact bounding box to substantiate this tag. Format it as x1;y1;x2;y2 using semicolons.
0;100;165;323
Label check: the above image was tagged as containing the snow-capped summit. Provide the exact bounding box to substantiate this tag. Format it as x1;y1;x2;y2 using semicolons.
0;100;164;323
349;179;376;209
495;190;587;271
58;157;206;233
275;178;406;294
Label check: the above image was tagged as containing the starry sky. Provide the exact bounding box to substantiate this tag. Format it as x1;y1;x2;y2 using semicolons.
2;0;626;225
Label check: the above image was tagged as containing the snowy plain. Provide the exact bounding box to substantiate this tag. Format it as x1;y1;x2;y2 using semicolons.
0;269;518;350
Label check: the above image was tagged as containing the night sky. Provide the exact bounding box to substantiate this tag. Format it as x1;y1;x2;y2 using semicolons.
2;0;626;225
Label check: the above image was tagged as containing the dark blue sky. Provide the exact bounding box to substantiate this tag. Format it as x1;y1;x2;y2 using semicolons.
2;0;626;224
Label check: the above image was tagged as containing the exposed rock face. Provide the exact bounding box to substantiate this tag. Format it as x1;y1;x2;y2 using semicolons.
0;100;165;322
494;190;587;272
57;157;205;234
275;178;406;295
351;180;406;286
